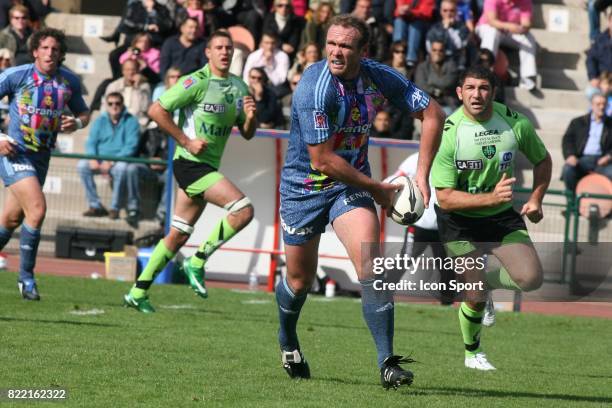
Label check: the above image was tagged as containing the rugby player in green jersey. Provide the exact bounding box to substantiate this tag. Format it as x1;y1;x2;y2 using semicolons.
124;31;257;313
431;66;552;370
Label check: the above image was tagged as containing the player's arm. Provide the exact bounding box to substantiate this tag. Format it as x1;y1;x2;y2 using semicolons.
63;74;92;132
520;152;551;223
436;173;516;211
60;111;91;133
308;140;398;208
148;101;205;155
238;95;257;140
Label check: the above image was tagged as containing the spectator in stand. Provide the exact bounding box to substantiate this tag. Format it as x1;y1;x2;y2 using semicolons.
342;0;395;32
175;0;206;40
300;2;334;54
386;41;410;78
587;0;611;44
586;13;612;101
426;0;470;70
414;40;459;114
472;47;506;103
159;17;207;77
311;0;341;14
0;47;13;71
476;0;538;91
79;93;141;219
105;0;173;80
119;33;161;84
228;0;268;45
600;71;612;117
388;103;415;139
352;0;390;62
392;0;436;68
152;66;181;101
200;0;234;36
288;42;321;79
242;31;290;97
281;71;301;127
561;92;612;193
371;110;393;138
105;59;152;129
0;5;33;65
456;0;475;33
248;67;283;129
0;0;51;29
262;0;304;59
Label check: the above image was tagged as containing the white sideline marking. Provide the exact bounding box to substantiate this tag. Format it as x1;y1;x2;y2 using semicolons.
159;304;197;310
69;309;105;316
241;299;271;305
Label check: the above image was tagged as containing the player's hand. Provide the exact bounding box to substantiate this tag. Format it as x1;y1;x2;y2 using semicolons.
0;134;17;157
414;173;431;208
373;182;400;211
521;199;543;223
491;173;515;205
243;95;257;120
99;161;113;175
565;155;578;167
185;138;208;156
60;115;79;133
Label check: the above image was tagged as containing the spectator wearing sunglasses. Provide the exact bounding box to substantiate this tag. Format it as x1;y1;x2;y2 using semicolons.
0;5;33;65
262;0;305;59
248;67;284;129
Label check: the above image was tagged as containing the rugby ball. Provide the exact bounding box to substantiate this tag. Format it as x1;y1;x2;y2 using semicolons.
388;175;425;225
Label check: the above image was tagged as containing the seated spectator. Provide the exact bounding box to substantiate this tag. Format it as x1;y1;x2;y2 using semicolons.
388;103;415;139
414;40;459;114
160;17;207;77
288;42;321;79
371;110;393;138
0;0;51;29
456;0;475;33
386;40;409;78
586;13;612;101
281;71;301;127
106;0;173;79
472;47;506;103
175;0;206;40
561;93;612;193
201;0;234;36
0;5;33;65
476;0;538;91
311;0;342;15
248;67;283;129
600;71;612;117
0;47;13;71
78;93;141;219
152;66;182;101
105;59;152;129
392;0;435;68
352;0;390;62
301;1;334;54
119;32;161;83
263;0;304;59
242;31;290;96
426;0;470;70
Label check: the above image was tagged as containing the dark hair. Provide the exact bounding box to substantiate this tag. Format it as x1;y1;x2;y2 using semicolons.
180;16;199;28
459;65;497;88
206;30;233;48
327;15;369;50
475;48;495;68
249;67;268;83
106;92;124;104
262;30;279;41
29;28;67;61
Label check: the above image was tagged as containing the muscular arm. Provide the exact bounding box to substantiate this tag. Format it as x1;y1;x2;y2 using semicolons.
148;101;191;148
436;187;500;211
529;152;552;205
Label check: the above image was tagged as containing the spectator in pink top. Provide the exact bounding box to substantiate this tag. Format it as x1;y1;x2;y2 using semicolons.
176;0;206;40
476;0;538;91
119;32;161;82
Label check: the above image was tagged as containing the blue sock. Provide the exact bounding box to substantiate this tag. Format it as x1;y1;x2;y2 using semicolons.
0;225;12;250
19;223;40;281
361;278;394;368
275;277;307;351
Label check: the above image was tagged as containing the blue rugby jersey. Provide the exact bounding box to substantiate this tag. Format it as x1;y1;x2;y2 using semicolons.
0;64;88;153
280;58;430;196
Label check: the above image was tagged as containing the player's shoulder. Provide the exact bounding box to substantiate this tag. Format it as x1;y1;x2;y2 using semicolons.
228;73;249;94
58;66;82;85
492;102;534;131
294;60;334;105
0;63;32;80
443;107;466;131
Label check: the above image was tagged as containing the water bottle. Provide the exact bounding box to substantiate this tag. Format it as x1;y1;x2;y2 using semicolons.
325;279;336;298
248;270;258;291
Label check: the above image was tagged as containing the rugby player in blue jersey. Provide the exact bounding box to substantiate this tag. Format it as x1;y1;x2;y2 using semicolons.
0;28;90;300
276;15;445;388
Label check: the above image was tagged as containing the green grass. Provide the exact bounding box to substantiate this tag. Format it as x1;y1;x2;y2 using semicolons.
0;272;611;407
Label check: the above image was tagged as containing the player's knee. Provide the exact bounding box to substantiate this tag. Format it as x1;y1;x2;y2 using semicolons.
286;275;312;295
516;272;543;292
225;197;253;227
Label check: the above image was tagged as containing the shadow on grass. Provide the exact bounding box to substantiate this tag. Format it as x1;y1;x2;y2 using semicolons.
0;316;119;327
415;386;612;404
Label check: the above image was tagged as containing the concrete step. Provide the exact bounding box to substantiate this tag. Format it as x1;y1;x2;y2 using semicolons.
505;87;586;110
532;3;590;33
538;47;586;71
506;105;585;131
45;12;120;38
539;68;588;91
531;29;590;55
534;0;584;8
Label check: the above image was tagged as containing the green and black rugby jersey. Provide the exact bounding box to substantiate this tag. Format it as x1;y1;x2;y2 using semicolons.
431;102;547;217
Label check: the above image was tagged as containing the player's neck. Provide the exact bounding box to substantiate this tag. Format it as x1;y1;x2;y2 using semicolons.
209;65;229;78
34;62;57;77
462;106;493;123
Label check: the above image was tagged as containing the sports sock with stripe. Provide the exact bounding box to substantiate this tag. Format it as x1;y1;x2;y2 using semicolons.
360;278;394;368
276;277;307;351
189;216;236;269
19;223;40;281
459;302;483;357
130;240;175;298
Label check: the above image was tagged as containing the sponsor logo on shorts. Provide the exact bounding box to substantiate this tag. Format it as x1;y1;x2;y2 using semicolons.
455;160;483;170
343;191;373;205
313;111;329;130
203;103;226;113
183;77;196;89
12;163;35;172
281;218;314;236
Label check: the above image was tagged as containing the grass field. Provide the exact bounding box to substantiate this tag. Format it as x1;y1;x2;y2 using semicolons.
1;272;611;407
